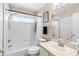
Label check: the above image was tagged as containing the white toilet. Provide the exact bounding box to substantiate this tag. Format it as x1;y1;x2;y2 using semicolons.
27;38;46;56
27;46;40;56
38;38;47;43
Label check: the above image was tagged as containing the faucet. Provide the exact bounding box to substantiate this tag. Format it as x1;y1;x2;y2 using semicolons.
57;39;64;47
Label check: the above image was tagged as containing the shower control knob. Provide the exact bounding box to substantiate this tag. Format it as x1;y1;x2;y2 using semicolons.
8;39;11;43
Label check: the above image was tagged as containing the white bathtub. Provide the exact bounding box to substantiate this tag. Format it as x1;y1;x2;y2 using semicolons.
5;47;29;56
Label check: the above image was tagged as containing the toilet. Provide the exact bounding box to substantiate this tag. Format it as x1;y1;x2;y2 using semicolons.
27;46;40;56
27;38;46;56
38;38;47;43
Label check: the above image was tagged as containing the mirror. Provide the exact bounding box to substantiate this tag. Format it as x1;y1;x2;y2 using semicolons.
52;13;79;43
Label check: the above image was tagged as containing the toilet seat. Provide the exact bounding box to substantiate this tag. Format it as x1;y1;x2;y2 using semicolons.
27;46;40;54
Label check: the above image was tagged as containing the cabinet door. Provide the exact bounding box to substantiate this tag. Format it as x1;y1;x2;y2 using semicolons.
40;48;49;56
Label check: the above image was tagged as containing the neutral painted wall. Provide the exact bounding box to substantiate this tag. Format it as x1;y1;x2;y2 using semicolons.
37;3;54;41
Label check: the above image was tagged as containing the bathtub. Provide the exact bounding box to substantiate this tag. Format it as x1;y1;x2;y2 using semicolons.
5;47;29;56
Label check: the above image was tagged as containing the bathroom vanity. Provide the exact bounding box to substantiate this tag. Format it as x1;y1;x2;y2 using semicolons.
40;40;76;56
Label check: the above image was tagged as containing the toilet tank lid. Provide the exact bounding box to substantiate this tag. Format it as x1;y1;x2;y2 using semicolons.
39;38;46;41
27;46;40;51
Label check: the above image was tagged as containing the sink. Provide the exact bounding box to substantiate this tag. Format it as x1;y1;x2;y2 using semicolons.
40;41;76;55
47;41;58;45
47;43;68;54
52;45;67;52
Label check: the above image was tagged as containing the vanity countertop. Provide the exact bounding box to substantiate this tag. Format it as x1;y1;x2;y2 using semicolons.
39;41;76;56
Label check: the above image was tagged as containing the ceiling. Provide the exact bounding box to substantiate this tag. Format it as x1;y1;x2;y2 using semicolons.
54;3;79;15
10;3;45;12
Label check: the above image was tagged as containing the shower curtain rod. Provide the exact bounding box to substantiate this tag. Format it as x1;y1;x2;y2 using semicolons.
5;9;42;17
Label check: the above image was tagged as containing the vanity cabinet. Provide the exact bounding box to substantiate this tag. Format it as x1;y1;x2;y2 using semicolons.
40;47;49;56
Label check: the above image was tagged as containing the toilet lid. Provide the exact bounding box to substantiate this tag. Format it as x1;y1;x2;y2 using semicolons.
28;46;40;51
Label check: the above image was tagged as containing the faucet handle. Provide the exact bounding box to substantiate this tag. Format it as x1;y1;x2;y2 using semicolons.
8;39;11;43
58;39;64;47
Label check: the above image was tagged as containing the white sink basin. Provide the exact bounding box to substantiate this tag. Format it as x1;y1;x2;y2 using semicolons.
47;41;58;45
40;41;76;56
47;43;68;54
52;45;67;53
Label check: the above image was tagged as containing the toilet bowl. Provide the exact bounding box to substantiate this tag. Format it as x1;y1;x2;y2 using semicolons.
27;46;40;56
27;38;46;56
